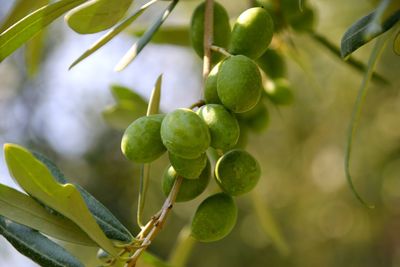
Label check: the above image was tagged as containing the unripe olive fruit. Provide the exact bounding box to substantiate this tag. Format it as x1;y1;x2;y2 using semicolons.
162;160;211;202
234;121;249;149
288;6;315;33
280;0;315;32
257;48;287;79
197;104;240;150
161;108;210;159
204;62;222;104
239;100;270;133
229;7;274;59
215;149;261;196
255;0;285;32
265;79;294;105
121;114;166;163
169;152;207;179
191;192;237;242
217;55;262;113
190;1;231;63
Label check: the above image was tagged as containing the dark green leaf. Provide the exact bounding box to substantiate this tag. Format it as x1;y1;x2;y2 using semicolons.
32;152;67;184
115;0;179;71
65;0;134;34
69;0;157;69
341;7;400;58
0;0;86;62
4;143;119;256
132;25;190;46
32;150;134;242
0;217;84;267
0;183;95;246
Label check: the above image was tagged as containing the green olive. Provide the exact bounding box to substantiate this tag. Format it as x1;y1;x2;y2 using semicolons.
162;160;211;202
288;6;315;33
257;48;287;79
281;0;315;32
255;0;285;32
161;108;210;159
169;152;207;179
197;104;240;150
191;192;237;242
121;114;166;163
238;100;270;133
265;78;294;105
215;149;261;196
234;121;249;149
229;7;274;59
217;55;262;113
204;62;222;104
190;1;231;63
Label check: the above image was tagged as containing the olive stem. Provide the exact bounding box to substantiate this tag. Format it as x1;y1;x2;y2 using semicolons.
210;45;231;57
189;100;206;109
202;0;214;80
125;176;183;267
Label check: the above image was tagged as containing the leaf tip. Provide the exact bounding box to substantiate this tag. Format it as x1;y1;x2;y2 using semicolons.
3;143;18;154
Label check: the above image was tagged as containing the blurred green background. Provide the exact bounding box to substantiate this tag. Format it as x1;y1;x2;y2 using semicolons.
0;0;399;266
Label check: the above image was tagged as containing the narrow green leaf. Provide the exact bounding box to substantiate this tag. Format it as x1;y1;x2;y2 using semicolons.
0;183;95;246
394;30;400;55
0;217;84;267
310;32;388;84
340;7;400;58
65;0;134;34
115;0;179;71
4;144;119;256
250;191;290;256
132;25;190;46
0;0;49;32
137;75;163;227
146;75;163;116
69;0;157;69
168;226;196;267
345;30;394;208
0;0;86;62
32;151;134;243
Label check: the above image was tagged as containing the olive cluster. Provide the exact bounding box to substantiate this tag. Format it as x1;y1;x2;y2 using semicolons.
120;2;283;243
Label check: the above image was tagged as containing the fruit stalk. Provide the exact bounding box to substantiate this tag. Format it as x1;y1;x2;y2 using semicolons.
126;176;183;267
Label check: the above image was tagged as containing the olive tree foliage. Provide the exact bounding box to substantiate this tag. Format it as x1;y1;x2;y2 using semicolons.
0;0;399;266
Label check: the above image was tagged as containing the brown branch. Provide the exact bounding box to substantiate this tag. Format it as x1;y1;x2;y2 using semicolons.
202;0;214;81
210;45;231;57
126;176;183;267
